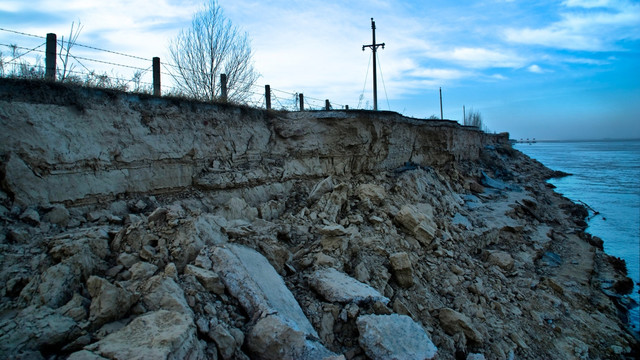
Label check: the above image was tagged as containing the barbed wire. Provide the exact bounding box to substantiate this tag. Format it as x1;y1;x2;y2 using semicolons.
1;27;355;110
0;43;46;64
0;28;46;39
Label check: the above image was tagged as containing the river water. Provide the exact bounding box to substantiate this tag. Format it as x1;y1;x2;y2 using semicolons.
516;140;640;333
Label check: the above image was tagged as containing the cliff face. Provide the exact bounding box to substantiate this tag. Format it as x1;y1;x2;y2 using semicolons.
0;78;636;360
0;79;502;207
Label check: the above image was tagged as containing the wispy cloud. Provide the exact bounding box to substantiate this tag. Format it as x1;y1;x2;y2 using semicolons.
504;0;640;51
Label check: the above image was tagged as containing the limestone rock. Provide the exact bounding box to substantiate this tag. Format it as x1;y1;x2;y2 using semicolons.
140;275;191;315
357;314;437;360
185;264;225;295
117;253;140;268
247;315;341;360
57;293;90;322
487;251;514;271
308;176;334;204
20;208;40;225
210;244;318;337
452;213;472;230
129;261;158;281
389;252;414;288
210;244;341;358
0;305;79;356
318;224;348;236
67;350;110;360
87;276;136;326
309;267;389;304
218;197;258;221
438;308;484;344
356;184;386;208
467;353;486;360
209;324;237;360
315;183;348;223
43;205;70;226
395;204;437;245
36;262;79;308
83;310;204;360
112;213;227;271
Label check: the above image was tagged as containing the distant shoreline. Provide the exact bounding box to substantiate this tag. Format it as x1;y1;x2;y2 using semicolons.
513;138;640;143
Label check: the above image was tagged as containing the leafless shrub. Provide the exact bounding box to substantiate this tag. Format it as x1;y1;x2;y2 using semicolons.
169;1;259;103
464;109;483;129
58;21;83;82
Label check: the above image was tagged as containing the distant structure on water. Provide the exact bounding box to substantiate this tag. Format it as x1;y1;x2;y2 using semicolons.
512;138;537;144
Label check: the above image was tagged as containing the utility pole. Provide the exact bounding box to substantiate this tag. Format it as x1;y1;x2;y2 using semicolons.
463;105;466;125
439;87;443;120
362;18;385;111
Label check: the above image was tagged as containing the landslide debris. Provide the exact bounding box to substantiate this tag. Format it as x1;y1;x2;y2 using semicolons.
1;143;637;360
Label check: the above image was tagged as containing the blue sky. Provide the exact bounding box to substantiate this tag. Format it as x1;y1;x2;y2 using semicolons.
1;0;639;140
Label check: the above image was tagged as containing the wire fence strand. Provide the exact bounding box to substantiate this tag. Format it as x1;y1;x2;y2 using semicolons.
2;27;358;111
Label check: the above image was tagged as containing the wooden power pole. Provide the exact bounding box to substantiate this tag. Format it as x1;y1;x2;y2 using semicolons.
362;18;385;111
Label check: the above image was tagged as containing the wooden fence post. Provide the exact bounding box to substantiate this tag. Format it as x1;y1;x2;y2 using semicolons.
220;73;227;101
152;57;161;96
45;33;56;81
299;93;304;111
325;99;330;110
265;85;271;110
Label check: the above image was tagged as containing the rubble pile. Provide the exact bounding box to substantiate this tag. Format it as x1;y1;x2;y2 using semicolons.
0;79;637;359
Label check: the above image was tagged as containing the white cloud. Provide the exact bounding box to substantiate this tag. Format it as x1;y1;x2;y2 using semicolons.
527;64;544;73
429;47;527;69
408;68;470;80
563;0;614;8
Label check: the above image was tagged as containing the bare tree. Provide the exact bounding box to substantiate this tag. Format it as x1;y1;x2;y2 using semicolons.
169;1;259;103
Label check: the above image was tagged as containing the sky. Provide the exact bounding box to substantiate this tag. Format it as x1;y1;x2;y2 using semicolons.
1;0;639;140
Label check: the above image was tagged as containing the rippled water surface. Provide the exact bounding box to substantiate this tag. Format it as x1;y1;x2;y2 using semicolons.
516;140;640;331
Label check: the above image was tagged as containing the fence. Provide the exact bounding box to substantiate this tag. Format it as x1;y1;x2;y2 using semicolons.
0;27;351;112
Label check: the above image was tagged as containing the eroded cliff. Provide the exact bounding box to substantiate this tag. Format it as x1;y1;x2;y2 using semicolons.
0;78;637;359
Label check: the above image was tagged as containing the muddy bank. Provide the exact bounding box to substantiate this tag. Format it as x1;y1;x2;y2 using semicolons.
0;78;637;359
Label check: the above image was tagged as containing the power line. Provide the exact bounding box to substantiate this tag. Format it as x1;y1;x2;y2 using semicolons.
358;51;372;109
376;52;390;111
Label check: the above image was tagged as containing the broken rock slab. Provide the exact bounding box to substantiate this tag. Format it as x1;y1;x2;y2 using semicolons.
309;267;389;305
357;313;437;360
389;252;414;288
211;244;340;359
247;315;344;360
211;243;317;336
80;310;204;360
394;204;437;246
438;308;484;344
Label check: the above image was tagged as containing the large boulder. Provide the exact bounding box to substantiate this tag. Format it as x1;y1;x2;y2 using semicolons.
81;310;204;360
211;244;318;337
357;314;437;360
86;276;136;326
0;305;79;356
247;315;343;360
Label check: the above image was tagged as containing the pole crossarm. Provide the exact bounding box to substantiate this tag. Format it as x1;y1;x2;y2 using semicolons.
362;18;385;111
